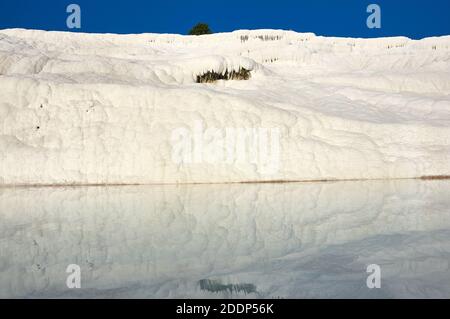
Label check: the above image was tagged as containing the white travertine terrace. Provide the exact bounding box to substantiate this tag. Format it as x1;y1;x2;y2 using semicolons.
0;29;449;184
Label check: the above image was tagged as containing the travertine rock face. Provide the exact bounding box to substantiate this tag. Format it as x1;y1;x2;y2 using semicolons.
0;29;450;184
1;180;450;298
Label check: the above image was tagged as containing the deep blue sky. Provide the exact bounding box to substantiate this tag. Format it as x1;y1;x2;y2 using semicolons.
0;0;449;39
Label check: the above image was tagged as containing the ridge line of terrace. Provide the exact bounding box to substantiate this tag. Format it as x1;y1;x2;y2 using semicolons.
0;175;449;189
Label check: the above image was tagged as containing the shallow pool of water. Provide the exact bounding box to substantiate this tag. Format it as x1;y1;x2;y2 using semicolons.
1;179;449;298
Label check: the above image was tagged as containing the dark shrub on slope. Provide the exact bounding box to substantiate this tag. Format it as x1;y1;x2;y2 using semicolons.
189;23;213;35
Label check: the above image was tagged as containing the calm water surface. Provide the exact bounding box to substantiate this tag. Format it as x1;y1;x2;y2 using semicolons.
1;180;449;298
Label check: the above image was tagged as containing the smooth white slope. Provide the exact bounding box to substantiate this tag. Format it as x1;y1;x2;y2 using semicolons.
0;29;449;184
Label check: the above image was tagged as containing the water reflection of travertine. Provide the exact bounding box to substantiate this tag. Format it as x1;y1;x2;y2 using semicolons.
0;180;449;298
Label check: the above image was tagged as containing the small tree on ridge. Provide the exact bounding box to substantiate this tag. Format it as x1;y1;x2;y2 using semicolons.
188;23;212;35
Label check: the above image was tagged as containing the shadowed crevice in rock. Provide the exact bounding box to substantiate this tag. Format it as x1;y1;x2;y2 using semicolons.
196;67;251;83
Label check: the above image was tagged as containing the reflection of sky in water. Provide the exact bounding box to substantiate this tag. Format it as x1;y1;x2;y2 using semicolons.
1;180;449;298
